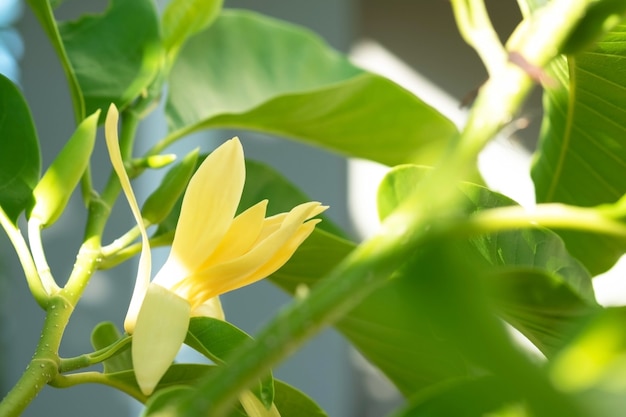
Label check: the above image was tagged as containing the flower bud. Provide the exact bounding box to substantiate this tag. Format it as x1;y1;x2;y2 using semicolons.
30;110;99;227
141;149;199;225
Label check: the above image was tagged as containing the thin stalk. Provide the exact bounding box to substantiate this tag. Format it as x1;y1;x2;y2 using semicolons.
59;336;131;372
50;372;145;403
27;218;60;295
0;207;48;308
25;0;84;122
461;203;626;239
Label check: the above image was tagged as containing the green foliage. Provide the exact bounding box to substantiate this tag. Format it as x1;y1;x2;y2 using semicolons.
0;75;40;224
165;10;458;166
532;24;626;274
58;0;163;116
185;317;275;409
4;1;626;416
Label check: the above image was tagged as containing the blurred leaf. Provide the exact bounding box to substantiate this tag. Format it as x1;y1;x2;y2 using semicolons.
162;0;223;61
166;10;457;166
389;376;518;417
108;363;212;399
90;321;132;373
271;380;328;417
271;225;471;396
185;317;274;410
379;165;598;356
142;386;194;417
58;0;162;116
548;307;626;417
531;24;626;274
0;74;40;223
139;373;326;417
398;239;583;417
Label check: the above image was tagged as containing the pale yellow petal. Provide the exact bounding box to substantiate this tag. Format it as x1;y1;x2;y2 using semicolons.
104;104;152;334
255;203;326;244
198;200;268;269
168;137;245;274
179;203;326;306
190;296;225;320
239;390;281;417
132;283;191;395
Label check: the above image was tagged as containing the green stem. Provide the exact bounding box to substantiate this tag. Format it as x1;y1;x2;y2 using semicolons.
25;0;84;122
59;336;131;373
0;295;73;417
0;207;48;308
50;372;146;403
462;203;626;238
101;226;142;258
27;218;60;295
0;110;143;416
451;0;507;75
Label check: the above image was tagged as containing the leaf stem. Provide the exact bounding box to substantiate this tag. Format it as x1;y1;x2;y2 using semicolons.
25;0;85;122
462;203;626;239
451;0;507;76
50;372;146;403
0;207;48;308
59;336;132;373
27;218;60;295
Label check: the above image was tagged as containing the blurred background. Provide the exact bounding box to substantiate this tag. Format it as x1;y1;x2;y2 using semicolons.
0;1;548;416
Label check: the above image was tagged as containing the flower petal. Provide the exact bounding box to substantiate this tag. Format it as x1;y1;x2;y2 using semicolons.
132;283;191;395
178;202;326;306
160;137;245;286
104;104;152;334
190;296;225;320
198;200;268;269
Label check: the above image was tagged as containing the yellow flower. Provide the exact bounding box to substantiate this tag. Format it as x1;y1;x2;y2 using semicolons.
104;104;326;396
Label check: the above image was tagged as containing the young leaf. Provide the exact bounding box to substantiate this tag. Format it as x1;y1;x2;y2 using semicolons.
58;0;163;116
90;321;132;373
532;24;626;274
0;74;41;224
161;0;224;63
166;10;457;166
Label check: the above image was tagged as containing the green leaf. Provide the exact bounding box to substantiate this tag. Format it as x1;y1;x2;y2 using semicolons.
185;317;274;410
109;363;212;400
90;322;132;373
139;376;327;417
271;225;471;396
271;380;328;417
549;306;626;417
389;376;518;417
162;0;223;62
166;10;457;166
396;239;582;417
0;74;41;223
378;165;598;356
58;0;163;116
531;24;626;274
